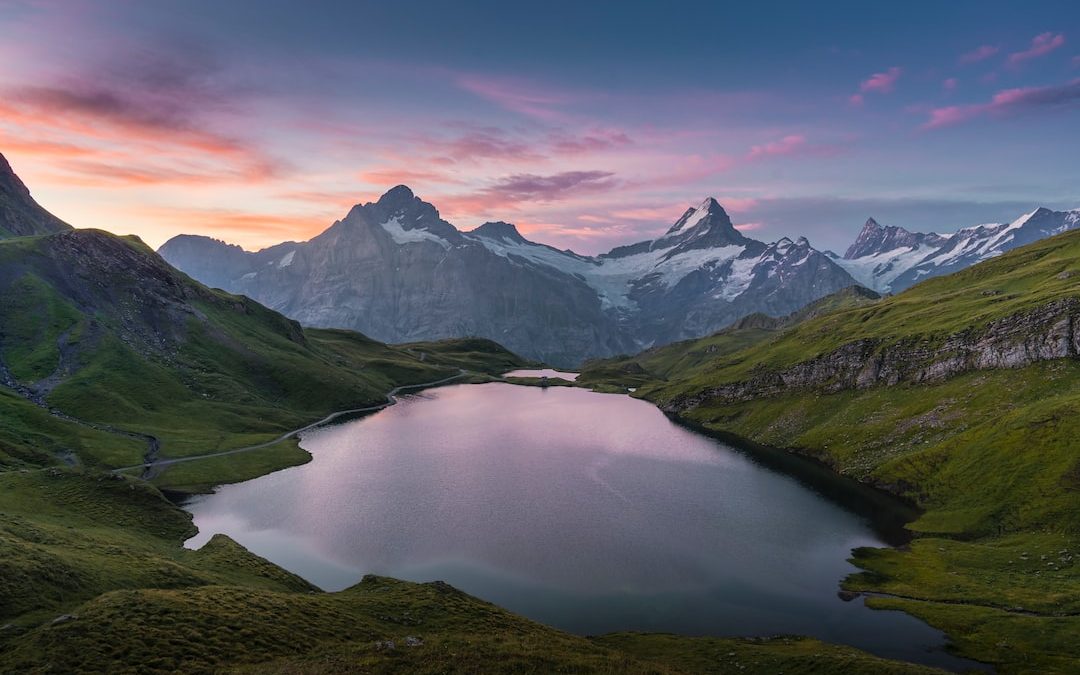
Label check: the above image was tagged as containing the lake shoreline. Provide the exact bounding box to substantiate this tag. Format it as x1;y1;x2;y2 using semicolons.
181;379;986;672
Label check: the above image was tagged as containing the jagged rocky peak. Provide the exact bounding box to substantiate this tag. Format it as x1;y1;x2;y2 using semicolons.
656;197;749;252
0;151;71;237
341;184;461;241
843;217;938;259
376;184;417;210
470;221;527;244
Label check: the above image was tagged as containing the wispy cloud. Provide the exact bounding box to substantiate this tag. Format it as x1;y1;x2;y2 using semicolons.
860;67;903;94
480;170;617;201
747;134;807;159
456;74;575;121
1008;32;1066;66
960;44;1000;64
923;78;1080;129
746;134;845;161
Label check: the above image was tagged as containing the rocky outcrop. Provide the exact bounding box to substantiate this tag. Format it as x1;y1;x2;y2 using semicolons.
664;298;1080;412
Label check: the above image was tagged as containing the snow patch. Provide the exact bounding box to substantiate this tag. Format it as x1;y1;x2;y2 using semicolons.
380;217;451;250
278;250;296;268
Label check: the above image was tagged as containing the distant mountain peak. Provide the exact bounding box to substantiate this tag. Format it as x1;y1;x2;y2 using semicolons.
655;197;748;253
843;217;933;259
0;151;71;237
470;221;526;244
375;184;418;210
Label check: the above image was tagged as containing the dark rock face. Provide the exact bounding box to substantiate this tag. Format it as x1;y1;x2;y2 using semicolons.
161;191;859;366
0;152;70;237
663;298;1080;413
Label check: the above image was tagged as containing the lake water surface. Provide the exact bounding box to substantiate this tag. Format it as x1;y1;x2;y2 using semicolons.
184;382;978;670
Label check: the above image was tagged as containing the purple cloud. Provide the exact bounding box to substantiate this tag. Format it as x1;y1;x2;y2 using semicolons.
1008;32;1066;66
483;170;617;201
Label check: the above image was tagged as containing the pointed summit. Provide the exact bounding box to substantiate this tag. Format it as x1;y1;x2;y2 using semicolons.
655;197;749;253
0;151;71;237
376;184;417;209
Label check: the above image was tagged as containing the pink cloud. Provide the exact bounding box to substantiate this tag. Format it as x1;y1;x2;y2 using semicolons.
960;45;1000;64
922;77;1080;129
848;93;864;107
943;78;958;91
720;197;761;213
747;134;806;159
1008;32;1066;66
610;205;686;221
734;221;765;232
859;67;902;94
745;134;844;161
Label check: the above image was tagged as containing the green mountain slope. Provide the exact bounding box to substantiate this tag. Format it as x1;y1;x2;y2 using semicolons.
580;229;1080;674
0;227;523;491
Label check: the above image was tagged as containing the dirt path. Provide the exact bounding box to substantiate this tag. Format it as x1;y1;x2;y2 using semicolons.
114;370;469;476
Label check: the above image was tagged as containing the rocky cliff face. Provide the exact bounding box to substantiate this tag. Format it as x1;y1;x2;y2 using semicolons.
0;152;70;237
663;298;1080;412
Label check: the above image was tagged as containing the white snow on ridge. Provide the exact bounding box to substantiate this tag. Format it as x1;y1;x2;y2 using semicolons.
470;231;748;310
278;250;296;268
834;245;933;292
380;217;451;249
714;255;758;300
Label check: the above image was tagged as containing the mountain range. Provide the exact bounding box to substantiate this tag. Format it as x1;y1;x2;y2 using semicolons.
160;187;1080;366
833;208;1080;292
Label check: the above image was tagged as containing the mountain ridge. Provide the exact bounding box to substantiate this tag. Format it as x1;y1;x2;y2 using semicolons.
0;152;71;238
159;187;859;365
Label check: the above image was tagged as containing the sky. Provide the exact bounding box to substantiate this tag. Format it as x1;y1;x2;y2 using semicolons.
1;0;1078;254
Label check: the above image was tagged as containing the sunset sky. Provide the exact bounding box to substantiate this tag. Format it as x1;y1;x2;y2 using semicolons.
1;0;1078;254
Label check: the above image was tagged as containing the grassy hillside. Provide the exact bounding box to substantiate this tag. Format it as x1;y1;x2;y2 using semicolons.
0;229;524;492
579;284;882;391
579;229;1080;673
